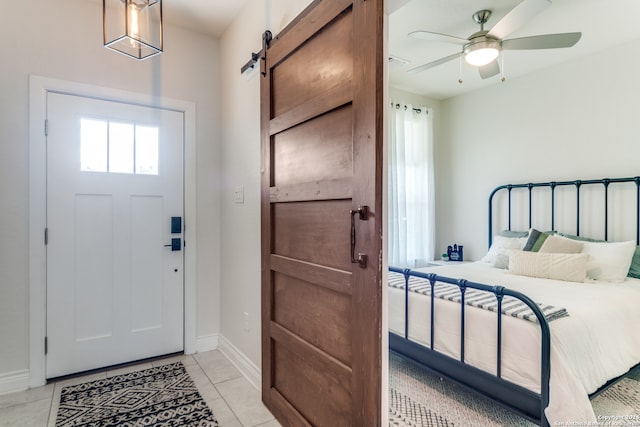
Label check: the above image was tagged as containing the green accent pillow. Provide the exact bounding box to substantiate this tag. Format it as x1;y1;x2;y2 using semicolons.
627;246;640;279
499;230;530;238
523;229;550;252
556;232;604;243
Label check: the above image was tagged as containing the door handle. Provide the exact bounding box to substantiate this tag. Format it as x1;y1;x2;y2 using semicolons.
350;206;368;269
164;238;181;251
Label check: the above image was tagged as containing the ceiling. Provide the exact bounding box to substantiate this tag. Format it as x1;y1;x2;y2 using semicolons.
389;0;640;100
163;0;250;38
134;0;640;99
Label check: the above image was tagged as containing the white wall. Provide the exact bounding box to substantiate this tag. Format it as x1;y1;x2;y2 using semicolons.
437;39;640;261
389;87;441;111
218;0;313;372
0;0;221;381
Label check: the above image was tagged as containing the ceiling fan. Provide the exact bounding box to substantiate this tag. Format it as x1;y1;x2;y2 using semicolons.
407;0;581;79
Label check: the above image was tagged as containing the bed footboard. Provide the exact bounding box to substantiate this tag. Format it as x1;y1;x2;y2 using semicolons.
389;266;551;427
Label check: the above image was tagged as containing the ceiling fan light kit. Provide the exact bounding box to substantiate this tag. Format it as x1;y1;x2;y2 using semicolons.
407;0;581;80
463;10;500;67
464;38;500;66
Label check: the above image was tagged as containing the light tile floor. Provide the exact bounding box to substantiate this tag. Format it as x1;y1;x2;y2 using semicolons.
0;350;282;427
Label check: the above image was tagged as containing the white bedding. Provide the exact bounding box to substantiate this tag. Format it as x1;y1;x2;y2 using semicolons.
388;262;640;425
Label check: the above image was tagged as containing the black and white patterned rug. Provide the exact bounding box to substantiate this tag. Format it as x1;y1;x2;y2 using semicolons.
55;362;219;426
390;353;640;427
389;388;453;427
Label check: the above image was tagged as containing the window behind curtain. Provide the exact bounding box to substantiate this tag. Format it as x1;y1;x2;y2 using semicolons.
388;103;435;267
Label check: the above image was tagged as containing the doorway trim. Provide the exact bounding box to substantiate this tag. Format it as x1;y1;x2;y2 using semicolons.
28;75;197;387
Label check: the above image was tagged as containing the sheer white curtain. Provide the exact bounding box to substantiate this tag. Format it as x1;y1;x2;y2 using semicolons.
388;102;435;267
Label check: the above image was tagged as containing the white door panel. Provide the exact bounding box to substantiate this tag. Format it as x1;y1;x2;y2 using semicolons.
46;92;184;378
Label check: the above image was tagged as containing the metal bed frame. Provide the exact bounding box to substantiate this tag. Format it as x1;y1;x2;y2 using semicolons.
389;176;640;427
489;176;640;247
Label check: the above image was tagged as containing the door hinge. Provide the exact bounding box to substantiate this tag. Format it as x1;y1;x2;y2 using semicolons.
44;336;48;355
44;228;48;245
44;119;48;136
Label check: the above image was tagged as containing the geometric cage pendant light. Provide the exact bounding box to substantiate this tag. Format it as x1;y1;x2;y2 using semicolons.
103;0;163;60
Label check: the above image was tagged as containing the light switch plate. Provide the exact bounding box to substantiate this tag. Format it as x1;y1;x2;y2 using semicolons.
233;185;244;204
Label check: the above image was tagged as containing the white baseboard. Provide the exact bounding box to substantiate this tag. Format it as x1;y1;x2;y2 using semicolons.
195;333;219;353
0;369;29;396
218;334;261;390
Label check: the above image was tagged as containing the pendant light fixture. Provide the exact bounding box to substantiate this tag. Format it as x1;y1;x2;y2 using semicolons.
103;0;163;60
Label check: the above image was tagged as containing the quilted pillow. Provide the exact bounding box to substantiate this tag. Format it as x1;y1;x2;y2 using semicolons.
508;250;589;283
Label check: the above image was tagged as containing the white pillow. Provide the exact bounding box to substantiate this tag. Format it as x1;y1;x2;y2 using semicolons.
481;235;527;269
508;250;589;283
580;240;636;282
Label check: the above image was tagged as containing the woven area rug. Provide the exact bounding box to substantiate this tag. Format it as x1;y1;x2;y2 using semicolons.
55;362;219;426
390;353;640;427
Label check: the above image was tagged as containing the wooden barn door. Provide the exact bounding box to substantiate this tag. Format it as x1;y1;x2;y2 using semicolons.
260;0;384;426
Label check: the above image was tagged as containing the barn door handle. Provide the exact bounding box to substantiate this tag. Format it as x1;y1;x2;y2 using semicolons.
350;206;368;269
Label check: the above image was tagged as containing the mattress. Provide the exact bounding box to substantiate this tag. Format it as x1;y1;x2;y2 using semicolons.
388;261;640;424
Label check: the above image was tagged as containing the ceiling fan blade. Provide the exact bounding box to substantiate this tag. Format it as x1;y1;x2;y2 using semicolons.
409;31;467;45
502;32;581;50
407;52;462;74
488;0;551;40
478;60;500;79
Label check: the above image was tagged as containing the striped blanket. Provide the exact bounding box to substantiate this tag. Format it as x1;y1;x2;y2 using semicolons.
388;272;569;323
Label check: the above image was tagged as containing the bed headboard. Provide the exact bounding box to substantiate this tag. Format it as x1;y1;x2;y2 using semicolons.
488;176;640;248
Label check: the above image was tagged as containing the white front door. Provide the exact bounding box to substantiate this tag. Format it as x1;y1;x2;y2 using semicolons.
46;92;184;379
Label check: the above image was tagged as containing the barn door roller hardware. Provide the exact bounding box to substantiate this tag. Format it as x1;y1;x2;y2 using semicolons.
240;31;273;77
240;52;261;75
